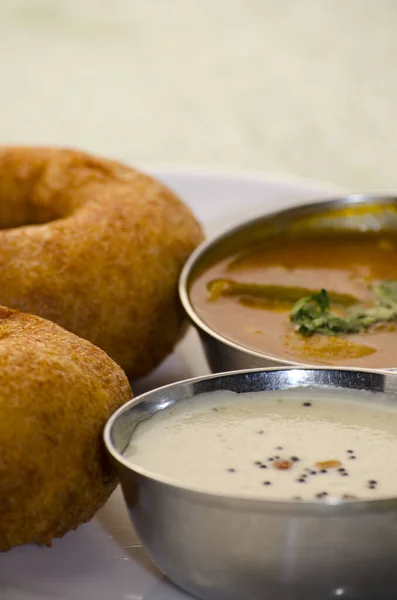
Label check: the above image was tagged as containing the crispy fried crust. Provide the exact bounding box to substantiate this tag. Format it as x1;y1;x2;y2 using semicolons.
0;147;204;378
0;306;132;551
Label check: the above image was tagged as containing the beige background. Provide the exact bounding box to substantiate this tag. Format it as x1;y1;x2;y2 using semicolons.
1;0;396;190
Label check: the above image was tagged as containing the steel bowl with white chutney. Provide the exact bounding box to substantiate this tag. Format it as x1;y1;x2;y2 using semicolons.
179;194;397;373
104;367;397;600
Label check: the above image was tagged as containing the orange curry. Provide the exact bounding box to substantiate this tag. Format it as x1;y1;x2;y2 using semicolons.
189;231;397;367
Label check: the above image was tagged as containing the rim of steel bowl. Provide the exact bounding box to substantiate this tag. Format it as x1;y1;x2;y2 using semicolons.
104;365;397;512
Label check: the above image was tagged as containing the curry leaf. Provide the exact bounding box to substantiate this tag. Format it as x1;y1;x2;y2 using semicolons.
290;282;397;337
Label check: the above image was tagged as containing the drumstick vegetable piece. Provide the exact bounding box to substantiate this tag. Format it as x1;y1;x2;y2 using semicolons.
207;279;358;307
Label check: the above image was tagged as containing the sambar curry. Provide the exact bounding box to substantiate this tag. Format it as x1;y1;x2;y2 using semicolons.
189;231;397;368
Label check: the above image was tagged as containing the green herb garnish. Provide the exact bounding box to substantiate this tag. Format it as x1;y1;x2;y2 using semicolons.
291;281;397;336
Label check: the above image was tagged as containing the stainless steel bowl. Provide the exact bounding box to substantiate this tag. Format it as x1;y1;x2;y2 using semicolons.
104;367;397;600
179;194;397;373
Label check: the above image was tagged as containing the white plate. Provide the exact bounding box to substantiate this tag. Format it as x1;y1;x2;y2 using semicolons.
0;168;342;600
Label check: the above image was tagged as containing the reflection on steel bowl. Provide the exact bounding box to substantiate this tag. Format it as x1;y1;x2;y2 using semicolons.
179;194;397;373
104;367;397;600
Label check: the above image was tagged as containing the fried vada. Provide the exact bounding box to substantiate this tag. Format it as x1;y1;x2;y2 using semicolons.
0;147;204;379
0;306;131;551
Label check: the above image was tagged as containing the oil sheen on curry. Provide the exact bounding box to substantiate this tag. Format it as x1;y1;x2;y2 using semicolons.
189;230;397;368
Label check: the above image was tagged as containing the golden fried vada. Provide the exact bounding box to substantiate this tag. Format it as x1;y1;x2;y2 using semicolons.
0;147;203;378
0;306;131;551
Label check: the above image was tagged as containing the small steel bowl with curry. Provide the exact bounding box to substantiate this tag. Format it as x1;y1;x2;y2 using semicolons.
180;195;397;372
